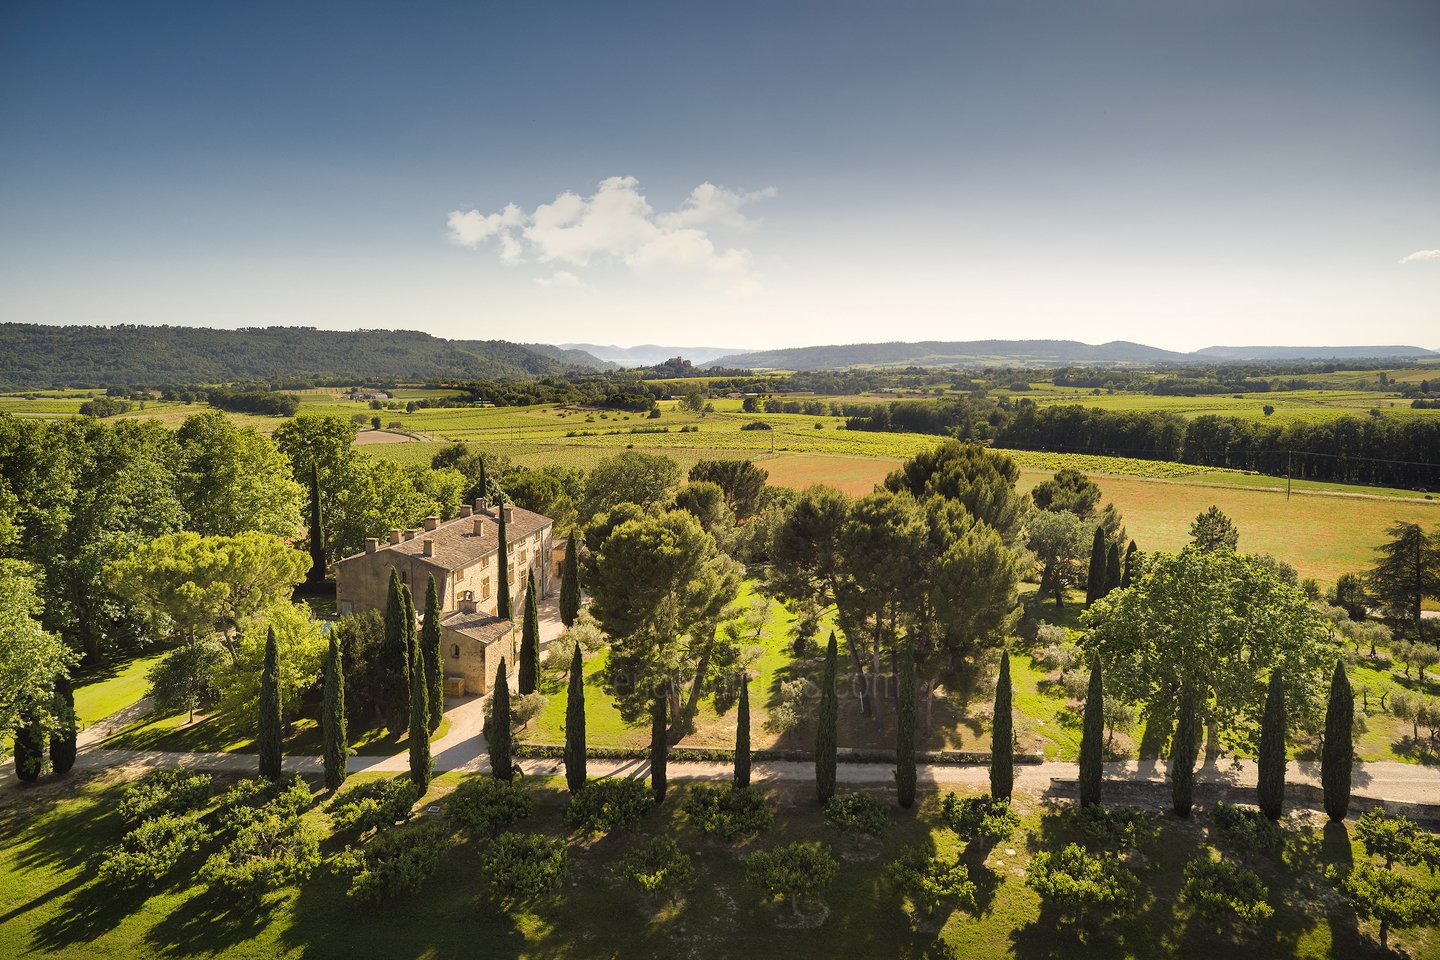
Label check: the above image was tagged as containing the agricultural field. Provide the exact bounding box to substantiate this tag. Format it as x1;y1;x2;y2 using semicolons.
0;770;1432;960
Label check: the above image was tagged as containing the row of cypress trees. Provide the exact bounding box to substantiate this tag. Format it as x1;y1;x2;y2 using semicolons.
1086;531;1136;606
11;678;77;783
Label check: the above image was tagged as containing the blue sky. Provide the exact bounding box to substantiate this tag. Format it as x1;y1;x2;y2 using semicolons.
1;0;1436;350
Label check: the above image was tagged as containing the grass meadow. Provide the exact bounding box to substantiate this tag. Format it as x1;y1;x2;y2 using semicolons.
2;769;1434;960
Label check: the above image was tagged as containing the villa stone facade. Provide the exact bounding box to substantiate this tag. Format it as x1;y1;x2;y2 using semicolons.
333;498;554;696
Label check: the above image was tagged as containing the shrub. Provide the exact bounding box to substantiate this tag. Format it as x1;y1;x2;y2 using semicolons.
338;818;451;904
1354;809;1437;869
445;777;533;837
1025;843;1139;926
739;421;772;431
1210;801;1283;855
202;778;320;900
744;842;838;914
940;794;1019;844
612;836;695;902
563;778;654;834
327;777;421;836
681;785;774;841
1073;805;1152;852
482;833;568;903
887;846;978;917
823;793;890;836
99;811;210;885
118;769;213;824
1181;857;1274;927
511;692;549;728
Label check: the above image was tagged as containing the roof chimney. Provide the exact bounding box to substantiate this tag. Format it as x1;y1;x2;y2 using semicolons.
473;517;485;536
460;505;473;518
364;537;378;555
422;538;434;557
424;515;439;531
389;528;402;544
403;529;417;541
503;504;515;523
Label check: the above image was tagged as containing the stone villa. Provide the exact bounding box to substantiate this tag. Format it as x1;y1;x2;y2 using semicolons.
333;498;556;696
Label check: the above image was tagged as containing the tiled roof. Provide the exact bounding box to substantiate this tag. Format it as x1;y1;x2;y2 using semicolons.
440;609;514;644
333;505;551;572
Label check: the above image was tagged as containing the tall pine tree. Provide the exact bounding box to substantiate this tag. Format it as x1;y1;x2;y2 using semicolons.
1104;542;1122;594
564;644;586;793
1170;682;1199;817
1121;540;1139;588
1257;668;1286;822
322;633;347;790
1322;658;1353;822
650;691;668;804
1079;658;1104;807
496;495;512;621
1085;526;1107;606
258;626;283;780
816;631;839;805
559;529;581;628
735;671;751;788
307;464;326;584
408;616;431;790
489;657;512;781
896;644;917;808
519;570;540;695
422;575;443;732
990;650;1014;800
49;674;77;775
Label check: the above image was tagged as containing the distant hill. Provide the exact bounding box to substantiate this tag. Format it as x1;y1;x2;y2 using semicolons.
1193;345;1439;361
560;343;747;367
707;339;1192;370
708;339;1439;370
0;324;604;389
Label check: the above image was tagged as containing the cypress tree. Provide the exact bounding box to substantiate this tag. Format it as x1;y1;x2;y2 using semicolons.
401;585;416;690
519;570;540;695
559;529;581;628
1322;658;1353;822
650;691;668;803
564;644;586;793
489;657;512;781
734;672;751;788
896;644;917;808
322;634;347;790
990;650;1014;800
816;631;839;805
383;570;406;722
1257;668;1286;822
1085;526;1107;606
477;454;488;502
423;575;443;732
1104;542;1122;594
408;620;431;790
12;707;43;783
49;674;77;775
1170;682;1200;817
496;495;512;621
1079;658;1104;807
258;626;283;780
307;464;326;584
1121;540;1138;588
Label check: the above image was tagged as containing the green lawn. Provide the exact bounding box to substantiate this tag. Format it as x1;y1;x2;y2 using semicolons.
1;771;1434;959
71;650;170;729
104;710;450;757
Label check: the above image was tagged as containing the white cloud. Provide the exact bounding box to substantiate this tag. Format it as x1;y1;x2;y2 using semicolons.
447;176;775;291
535;270;584;288
1399;249;1440;264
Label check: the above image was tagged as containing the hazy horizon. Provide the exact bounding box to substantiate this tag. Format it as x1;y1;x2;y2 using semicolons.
2;1;1436;351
